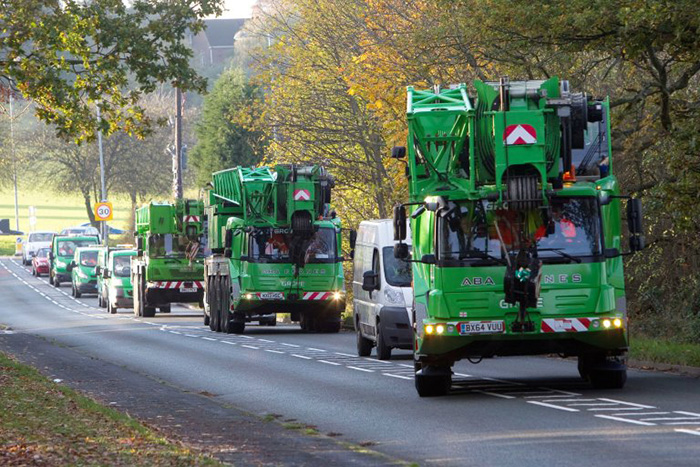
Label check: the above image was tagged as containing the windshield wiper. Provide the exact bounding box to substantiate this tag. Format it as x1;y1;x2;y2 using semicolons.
537;248;582;264
458;251;506;265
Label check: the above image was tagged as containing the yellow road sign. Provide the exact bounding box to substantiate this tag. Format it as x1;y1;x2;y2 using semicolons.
95;202;113;221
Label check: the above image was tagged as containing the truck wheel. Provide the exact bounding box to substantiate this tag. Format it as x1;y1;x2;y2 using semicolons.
142;306;156;318
415;366;452;397
230;320;245;334
49;273;54;285
204;312;210;326
54;279;60;288
220;277;232;334
108;301;117;314
74;285;82;299
376;323;392;360
357;329;372;357
160;305;171;313
580;354;627;389
209;278;220;332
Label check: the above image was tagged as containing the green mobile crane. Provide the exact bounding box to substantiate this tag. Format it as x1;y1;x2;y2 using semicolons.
204;164;345;334
131;199;206;317
389;78;645;396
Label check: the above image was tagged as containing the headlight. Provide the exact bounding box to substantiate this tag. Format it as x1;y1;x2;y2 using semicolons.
245;293;253;300
333;291;343;300
383;287;405;306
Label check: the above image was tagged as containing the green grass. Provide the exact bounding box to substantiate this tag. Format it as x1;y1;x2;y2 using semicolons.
0;186;134;234
629;336;700;367
0;352;221;465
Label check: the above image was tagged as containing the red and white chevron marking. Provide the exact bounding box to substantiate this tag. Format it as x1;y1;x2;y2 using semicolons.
183;215;201;223
152;281;204;289
293;189;311;201
541;317;594;333
302;291;332;300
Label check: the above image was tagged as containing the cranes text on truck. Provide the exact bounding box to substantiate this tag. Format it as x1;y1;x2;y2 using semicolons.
204;165;345;334
390;78;645;397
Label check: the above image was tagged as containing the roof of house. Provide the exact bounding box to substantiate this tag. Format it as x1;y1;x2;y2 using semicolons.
203;18;247;48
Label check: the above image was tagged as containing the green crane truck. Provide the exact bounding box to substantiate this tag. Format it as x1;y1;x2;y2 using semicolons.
389;78;645;396
204;165;345;334
131;200;206;318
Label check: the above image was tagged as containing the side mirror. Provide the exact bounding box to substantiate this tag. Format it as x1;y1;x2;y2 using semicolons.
394;243;409;260
420;254;436;265
66;261;75;272
598;191;611;206
361;270;379;292
391;146;406;159
626;198;645;252
349;230;357;250
393;204;406;241
95;266;102;275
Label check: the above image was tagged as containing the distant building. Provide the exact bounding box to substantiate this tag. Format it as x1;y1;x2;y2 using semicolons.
190;18;247;66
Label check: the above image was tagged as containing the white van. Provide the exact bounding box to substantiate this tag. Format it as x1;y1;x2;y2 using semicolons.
22;231;57;265
352;219;412;359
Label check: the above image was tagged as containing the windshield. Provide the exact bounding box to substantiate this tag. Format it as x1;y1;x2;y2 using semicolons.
382;246;412;287
248;227;337;263
36;248;50;258
113;255;132;277
148;234;205;258
29;233;53;242
438;197;602;263
79;251;98;267
57;239;98;257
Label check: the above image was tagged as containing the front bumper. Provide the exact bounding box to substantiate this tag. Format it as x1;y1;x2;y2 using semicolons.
379;306;413;350
235;292;346;314
76;280;98;293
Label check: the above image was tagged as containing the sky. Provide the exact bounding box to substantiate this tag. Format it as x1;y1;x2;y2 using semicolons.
216;0;256;18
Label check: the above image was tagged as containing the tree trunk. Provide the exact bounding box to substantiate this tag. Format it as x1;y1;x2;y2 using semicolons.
83;192;98;228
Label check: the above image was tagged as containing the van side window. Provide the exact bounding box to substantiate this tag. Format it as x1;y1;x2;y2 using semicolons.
372;248;380;291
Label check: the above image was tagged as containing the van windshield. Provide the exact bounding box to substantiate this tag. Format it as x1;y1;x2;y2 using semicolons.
382;246;412;287
79;251;98;267
29;233;53;242
57;239;98;257
148;234;205;258
113;255;132;277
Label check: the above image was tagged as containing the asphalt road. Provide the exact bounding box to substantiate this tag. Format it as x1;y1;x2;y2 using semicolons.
1;256;699;466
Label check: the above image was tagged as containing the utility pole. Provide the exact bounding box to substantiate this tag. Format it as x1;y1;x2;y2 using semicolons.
96;106;108;245
173;87;183;200
9;94;18;232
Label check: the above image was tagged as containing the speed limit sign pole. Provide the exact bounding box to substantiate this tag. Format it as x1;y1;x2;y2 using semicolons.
94;201;113;245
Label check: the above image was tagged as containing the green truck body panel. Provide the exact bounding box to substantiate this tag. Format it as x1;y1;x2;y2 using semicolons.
399;79;633;373
49;235;100;285
204;165;344;333
132;199;206;316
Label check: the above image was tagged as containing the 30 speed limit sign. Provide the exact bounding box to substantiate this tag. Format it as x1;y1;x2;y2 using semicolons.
94;202;113;221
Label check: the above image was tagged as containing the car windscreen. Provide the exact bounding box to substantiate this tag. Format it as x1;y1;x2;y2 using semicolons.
148;234;205;258
437;197;602;264
29;233;53;242
112;255;132;277
248;227;337;263
79;251;99;267
36;248;50;258
382;246;412;287
57;239;98;257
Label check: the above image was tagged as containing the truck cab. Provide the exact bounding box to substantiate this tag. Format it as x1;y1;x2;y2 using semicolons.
352;220;413;359
49;235;100;287
68;246;103;297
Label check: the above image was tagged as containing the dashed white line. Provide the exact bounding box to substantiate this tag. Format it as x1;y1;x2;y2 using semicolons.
675;429;700;436
222;341;236;345
184;334;199;338
318;359;341;366
258;339;274;343
527;401;580;412
334;352;356;357
169;331;182;335
597;398;656;409
306;347;326;352
292;354;311;360
265;349;285;354
384;373;412;380
595;415;656;426
280;343;300;348
201;337;217;342
241;344;259;350
347;366;374;373
474;390;516;399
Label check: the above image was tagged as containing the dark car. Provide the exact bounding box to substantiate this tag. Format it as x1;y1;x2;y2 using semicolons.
32;247;50;277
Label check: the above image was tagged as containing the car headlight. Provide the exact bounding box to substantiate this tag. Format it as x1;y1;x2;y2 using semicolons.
383;287;405;306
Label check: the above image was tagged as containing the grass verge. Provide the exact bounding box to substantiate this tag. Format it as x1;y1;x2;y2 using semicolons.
629;336;700;368
0;352;220;466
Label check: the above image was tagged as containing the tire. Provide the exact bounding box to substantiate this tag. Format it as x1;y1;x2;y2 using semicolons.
357;329;372;357
230;320;245;334
579;354;627;389
108;300;117;314
70;284;75;297
210;278;220;332
415;367;452;397
376;322;392;360
54;278;60;288
220;277;232;334
74;286;82;298
160;305;171;313
49;273;54;285
263;317;277;326
204;313;210;327
142;305;156;318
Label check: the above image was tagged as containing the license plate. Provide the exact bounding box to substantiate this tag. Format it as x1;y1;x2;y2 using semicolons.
258;292;284;300
180;287;196;293
458;321;505;335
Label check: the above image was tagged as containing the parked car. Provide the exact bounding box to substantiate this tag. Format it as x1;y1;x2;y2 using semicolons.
49;235;100;287
97;249;136;314
31;247;50;277
352;219;413;360
22;231;56;265
67;246;103;298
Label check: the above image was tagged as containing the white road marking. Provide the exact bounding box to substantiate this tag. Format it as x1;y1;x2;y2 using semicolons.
397;363;415;368
334;352;356;357
169;331;182;335
347;366;374;373
318;359;341;366
384;373;412;380
595;415;656;426
473;390;516;399
674;411;700;417
201;337;217;342
184;334;199;338
597;398;656;409
241;345;259;350
258;339;274;343
527;401;580;412
306;347;326;352
675;429;700;436
265;349;285;354
222;341;236;345
292;354;311;360
281;343;300;348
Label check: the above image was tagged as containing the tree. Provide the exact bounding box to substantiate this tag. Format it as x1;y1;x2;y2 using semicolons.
189;67;266;186
0;0;223;140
